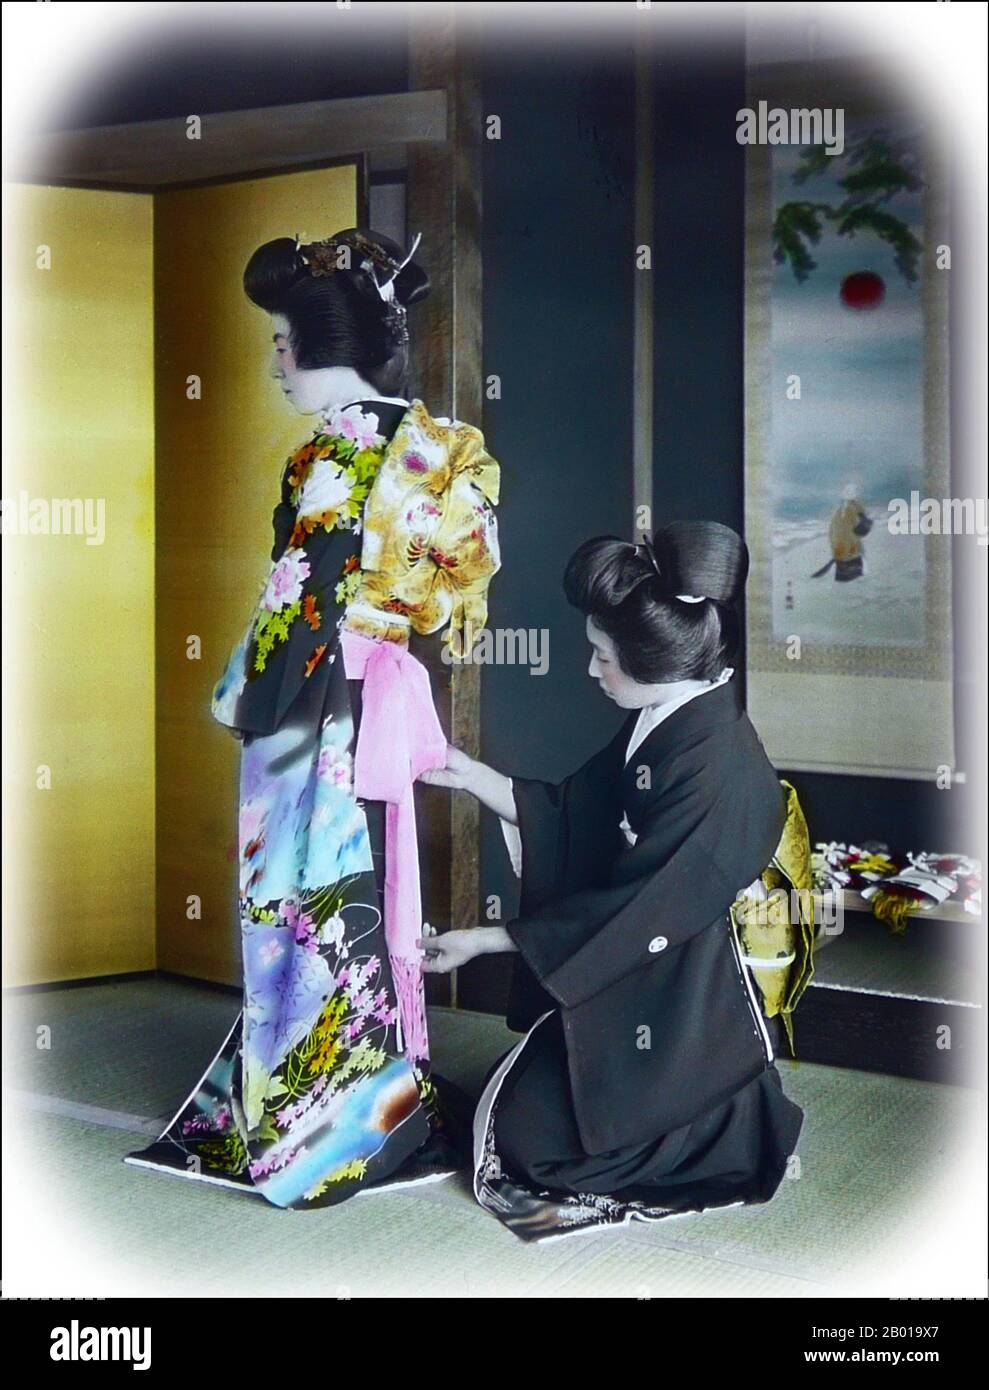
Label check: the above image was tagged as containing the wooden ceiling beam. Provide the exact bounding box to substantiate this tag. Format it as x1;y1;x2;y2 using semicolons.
12;89;447;191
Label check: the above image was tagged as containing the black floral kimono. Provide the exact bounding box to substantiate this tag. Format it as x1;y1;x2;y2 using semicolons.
473;676;805;1241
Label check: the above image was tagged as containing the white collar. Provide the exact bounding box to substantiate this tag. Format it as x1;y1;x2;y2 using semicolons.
624;667;735;765
339;395;409;411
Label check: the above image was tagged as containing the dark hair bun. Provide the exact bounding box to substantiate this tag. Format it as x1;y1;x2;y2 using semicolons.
563;536;652;611
652;521;748;603
318;227;430;309
243;229;429;314
563;522;749;683
242;236;308;312
242;227;428;397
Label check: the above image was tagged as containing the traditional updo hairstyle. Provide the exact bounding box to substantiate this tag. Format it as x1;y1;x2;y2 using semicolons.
243;227;430;397
563;522;749;683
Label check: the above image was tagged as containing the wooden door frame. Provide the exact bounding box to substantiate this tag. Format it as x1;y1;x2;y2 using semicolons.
407;10;484;1007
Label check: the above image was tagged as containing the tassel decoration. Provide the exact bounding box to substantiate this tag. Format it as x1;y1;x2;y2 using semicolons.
390;954;430;1064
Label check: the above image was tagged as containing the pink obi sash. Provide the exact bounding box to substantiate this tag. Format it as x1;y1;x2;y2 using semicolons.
340;629;447;1063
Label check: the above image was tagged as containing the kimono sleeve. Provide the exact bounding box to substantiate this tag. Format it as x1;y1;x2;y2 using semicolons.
271;501;295;563
507;721;631;916
265;453;298;563
505;747;762;1010
499;796;523;879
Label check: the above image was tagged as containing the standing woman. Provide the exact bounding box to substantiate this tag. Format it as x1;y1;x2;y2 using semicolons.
421;523;805;1242
126;228;500;1208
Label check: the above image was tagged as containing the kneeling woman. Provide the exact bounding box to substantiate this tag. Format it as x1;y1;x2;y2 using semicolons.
420;522;805;1242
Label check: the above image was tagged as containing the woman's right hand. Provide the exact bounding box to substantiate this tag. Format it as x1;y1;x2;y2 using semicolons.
419;744;476;792
420;746;518;825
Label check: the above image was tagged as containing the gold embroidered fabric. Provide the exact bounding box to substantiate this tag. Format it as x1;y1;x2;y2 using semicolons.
344;400;501;647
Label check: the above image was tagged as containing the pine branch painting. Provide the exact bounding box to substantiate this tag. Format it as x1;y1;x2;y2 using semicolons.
773;131;924;285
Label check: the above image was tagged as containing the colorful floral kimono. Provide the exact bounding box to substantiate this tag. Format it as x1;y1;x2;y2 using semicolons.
126;398;500;1207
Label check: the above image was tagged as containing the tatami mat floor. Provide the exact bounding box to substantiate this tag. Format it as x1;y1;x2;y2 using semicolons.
3;977;978;1298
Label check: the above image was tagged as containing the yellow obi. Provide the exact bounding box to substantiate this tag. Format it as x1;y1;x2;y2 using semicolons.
344;400;501;648
731;779;817;1056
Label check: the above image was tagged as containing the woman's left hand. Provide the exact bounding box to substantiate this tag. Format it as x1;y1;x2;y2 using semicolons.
417;928;481;973
418;744;477;792
417;925;516;972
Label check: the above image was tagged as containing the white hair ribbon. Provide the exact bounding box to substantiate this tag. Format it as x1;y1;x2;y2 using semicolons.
676;594;706;603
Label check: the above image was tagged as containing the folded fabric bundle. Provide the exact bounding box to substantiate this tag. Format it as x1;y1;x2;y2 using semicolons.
812;842;982;933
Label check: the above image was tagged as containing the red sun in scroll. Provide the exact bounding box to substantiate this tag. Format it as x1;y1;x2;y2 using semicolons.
840;270;886;310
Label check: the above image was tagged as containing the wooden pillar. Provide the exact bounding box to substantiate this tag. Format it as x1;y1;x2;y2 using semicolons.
634;34;654;541
407;6;484;1006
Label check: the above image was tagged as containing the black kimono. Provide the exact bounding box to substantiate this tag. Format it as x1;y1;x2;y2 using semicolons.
472;676;805;1242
